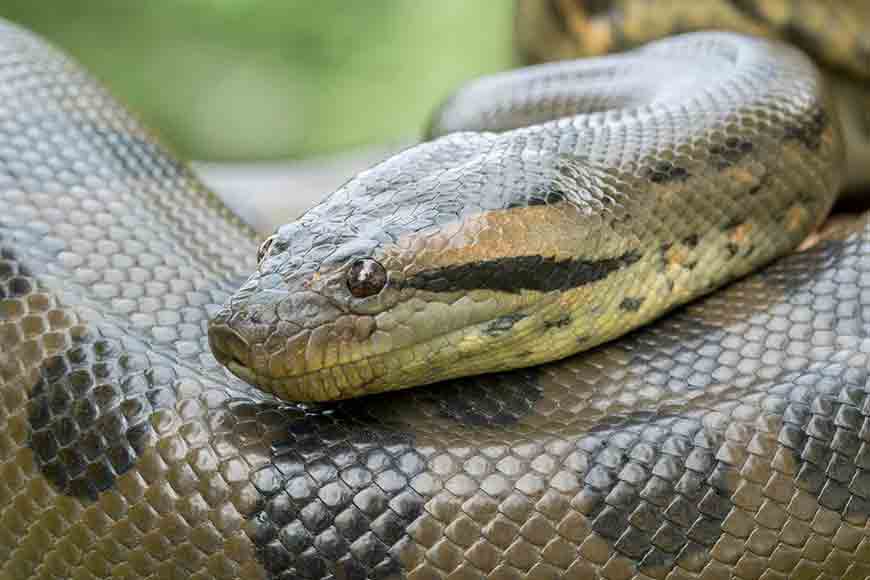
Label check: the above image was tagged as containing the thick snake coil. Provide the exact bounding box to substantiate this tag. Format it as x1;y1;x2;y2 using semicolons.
208;24;849;403
3;9;870;580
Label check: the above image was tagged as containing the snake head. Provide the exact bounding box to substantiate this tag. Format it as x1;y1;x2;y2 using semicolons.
207;217;398;401
206;126;654;403
206;135;641;402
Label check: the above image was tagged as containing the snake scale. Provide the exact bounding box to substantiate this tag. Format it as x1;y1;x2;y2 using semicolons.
3;1;870;578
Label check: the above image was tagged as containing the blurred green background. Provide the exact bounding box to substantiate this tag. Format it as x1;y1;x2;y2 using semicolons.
1;1;516;161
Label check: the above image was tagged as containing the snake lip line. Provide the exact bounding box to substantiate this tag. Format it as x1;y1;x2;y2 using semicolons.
213;296;560;400
226;359;259;385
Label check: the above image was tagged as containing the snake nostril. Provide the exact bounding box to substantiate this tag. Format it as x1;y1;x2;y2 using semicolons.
208;324;252;369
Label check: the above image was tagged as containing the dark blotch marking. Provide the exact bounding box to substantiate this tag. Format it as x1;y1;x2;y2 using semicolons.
508;185;566;208
528;187;566;206
682;234;699;248
7;276;32;297
709;136;754;170
773;368;870;523
0;246;34;299
245;370;543;578
620;297;644;312
780;22;825;58
583;0;616;17
405;250;642;294
484;312;527;336
28;332;170;500
428;368;544;427
544;314;572;329
721;217;745;231
246;399;425;580
726;242;740;258
723;0;767;21
748;173;768;196
8;241;169;502
643;161;690;184
796;190;816;206
580;412;732;567
581;383;863;568
783;107;828;151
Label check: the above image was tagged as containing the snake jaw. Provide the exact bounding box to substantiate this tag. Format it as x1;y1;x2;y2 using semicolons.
208;311;255;375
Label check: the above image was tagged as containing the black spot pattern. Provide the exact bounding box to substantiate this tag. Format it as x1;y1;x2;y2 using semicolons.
508;185;568;208
583;0;616;18
544;313;572;329
484;312;527;335
682;234;700;248
722;0;767;21
27;333;165;500
783;107;828;150
245;404;425;580
3;19;870;580
709;136;755;169
642;161;691;184
429;369;544;426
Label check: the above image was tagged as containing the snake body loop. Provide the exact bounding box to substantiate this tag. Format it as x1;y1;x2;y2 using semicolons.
210;33;849;402
3;8;870;580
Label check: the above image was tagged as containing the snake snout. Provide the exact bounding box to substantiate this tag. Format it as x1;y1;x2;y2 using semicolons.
208;322;253;373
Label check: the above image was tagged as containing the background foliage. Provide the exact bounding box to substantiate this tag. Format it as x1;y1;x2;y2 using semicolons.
1;1;515;160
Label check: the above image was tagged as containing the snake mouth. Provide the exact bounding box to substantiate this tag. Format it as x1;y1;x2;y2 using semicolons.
208;324;256;378
225;359;260;385
238;301;554;402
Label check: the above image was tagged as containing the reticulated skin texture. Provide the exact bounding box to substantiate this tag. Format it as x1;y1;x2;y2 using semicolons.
6;14;870;580
516;0;870;193
211;32;846;401
516;0;870;80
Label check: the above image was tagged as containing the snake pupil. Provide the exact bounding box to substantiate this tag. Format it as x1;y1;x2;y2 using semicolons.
347;258;387;298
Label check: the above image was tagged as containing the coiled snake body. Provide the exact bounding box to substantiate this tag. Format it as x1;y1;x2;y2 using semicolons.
3;5;870;580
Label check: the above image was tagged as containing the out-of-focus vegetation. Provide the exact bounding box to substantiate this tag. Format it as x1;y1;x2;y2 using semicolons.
1;1;515;160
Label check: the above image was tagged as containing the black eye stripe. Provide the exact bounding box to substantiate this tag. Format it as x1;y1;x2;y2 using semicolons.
403;251;642;294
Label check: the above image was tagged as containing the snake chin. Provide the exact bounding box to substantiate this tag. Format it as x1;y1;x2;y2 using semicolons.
225;359;258;385
208;287;545;402
207;322;260;384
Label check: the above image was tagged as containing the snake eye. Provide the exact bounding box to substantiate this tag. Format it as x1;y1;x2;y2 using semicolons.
347;258;387;298
257;235;276;263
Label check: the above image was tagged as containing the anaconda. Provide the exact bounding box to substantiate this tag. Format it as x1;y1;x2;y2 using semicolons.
209;30;860;403
3;5;870;580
